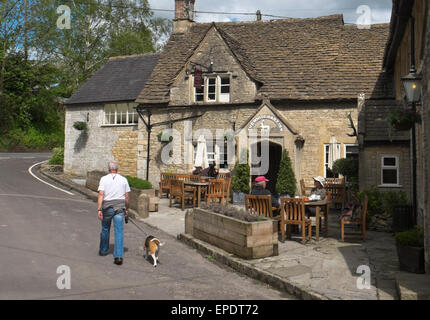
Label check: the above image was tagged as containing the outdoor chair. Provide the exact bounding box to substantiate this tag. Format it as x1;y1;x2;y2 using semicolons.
299;179;313;196
324;177;345;185
206;179;225;205
159;172;177;198
222;177;232;204
280;197;312;244
169;179;196;211
340;195;368;242
218;172;231;179
324;183;346;210
245;195;281;228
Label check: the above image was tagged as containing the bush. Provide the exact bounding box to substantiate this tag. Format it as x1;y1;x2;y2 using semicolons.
276;149;296;195
332;158;358;179
231;149;250;193
395;225;424;247
357;187;409;224
125;176;152;190
49;147;64;165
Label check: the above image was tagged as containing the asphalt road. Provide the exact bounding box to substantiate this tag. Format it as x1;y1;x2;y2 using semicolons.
0;153;293;300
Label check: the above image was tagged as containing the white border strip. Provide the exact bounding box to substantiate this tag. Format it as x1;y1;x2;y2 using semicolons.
28;161;74;195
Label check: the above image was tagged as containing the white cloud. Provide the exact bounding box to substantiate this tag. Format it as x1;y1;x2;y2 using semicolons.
148;0;392;23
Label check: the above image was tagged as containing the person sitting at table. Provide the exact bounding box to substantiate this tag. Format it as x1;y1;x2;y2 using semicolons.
306;176;327;216
201;163;218;178
309;176;326;199
251;176;280;213
192;166;202;175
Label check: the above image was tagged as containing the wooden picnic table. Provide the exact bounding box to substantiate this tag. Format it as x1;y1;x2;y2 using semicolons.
304;199;331;241
184;181;209;207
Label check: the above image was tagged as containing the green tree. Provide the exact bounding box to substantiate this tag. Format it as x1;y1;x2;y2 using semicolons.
275;149;297;196
231;149;250;193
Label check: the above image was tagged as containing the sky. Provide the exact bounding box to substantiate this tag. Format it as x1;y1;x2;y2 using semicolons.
147;0;393;24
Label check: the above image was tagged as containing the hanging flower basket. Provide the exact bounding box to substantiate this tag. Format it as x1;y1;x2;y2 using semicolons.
386;109;421;131
157;132;173;143
73;121;88;132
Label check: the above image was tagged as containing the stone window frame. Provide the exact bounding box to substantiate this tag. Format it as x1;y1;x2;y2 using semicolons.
380;154;401;187
192;74;231;104
102;103;138;126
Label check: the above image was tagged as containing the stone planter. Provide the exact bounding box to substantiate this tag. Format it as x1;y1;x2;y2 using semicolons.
396;244;425;274
185;208;278;259
232;191;245;205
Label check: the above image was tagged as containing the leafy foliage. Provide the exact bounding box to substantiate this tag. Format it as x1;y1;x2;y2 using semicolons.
395;225;424;247
49;147;64;165
231;149;250;193
386;108;421;129
332;158;358;179
125;175;152;190
357;187;409;224
73;121;88;132
0;0;171;151
275;149;297;195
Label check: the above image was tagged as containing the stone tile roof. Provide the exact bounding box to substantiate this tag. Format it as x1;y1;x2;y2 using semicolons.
360;100;410;142
137;15;392;104
66;53;159;105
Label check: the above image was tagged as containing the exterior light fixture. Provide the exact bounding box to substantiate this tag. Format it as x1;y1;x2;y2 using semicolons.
401;71;422;103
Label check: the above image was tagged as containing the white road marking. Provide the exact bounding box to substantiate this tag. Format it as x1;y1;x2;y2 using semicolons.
28;161;74;195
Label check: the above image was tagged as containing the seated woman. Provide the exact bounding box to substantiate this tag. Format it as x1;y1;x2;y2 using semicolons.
306;176;327;216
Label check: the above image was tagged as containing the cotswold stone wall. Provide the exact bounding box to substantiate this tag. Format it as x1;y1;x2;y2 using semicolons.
137;101;359;190
170;27;257;106
64;104;138;177
359;144;412;200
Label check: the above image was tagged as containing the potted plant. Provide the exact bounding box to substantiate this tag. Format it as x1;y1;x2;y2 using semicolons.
386;108;421;131
395;225;425;273
231;149;250;205
275;149;297;198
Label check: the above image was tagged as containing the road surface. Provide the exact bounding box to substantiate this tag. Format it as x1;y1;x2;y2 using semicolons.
0;153;293;300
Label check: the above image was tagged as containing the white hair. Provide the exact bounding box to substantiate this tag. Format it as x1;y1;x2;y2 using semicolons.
108;160;118;171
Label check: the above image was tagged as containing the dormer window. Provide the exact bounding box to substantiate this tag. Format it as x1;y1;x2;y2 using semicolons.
193;74;230;103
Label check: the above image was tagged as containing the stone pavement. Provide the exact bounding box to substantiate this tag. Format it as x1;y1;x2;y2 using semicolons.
38;168;404;300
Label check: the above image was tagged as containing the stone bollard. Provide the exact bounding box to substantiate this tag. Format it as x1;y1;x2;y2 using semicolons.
137;193;150;219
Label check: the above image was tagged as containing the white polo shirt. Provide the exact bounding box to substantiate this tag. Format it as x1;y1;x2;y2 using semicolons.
98;173;131;201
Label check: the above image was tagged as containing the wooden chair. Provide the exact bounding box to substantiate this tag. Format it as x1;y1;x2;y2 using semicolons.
159;172;177;198
169;179;196;211
206;179;225;205
245;195;279;218
325;177;344;185
340;195;368;242
300;179;313;196
218;172;231;179
280;197;312;244
222;177;232;204
324;183;346;209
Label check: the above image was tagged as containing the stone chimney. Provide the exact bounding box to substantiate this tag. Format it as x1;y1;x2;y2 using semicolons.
173;0;195;33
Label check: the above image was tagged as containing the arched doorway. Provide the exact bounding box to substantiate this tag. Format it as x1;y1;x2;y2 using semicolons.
250;141;282;194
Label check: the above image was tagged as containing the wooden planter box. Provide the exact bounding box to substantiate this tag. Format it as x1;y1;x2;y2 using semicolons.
185;208;278;259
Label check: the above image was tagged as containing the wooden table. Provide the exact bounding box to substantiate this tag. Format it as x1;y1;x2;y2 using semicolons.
184;181;209;207
305;199;331;241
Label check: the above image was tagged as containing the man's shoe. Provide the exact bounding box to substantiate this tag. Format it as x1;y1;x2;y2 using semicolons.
99;251;108;256
114;258;123;265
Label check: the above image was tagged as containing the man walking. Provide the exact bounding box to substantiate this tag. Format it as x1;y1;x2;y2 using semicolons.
97;160;130;265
